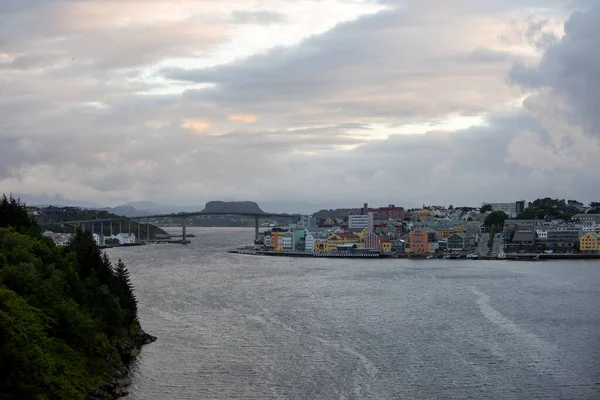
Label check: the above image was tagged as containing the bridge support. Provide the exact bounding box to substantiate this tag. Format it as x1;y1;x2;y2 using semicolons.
146;218;150;243
254;216;260;243
101;221;104;237
182;217;187;245
119;220;122;235
137;219;141;243
110;221;113;236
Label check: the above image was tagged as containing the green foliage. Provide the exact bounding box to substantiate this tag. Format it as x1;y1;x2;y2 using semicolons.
0;195;142;399
484;211;508;227
517;197;582;220
0;195;40;236
480;204;493;213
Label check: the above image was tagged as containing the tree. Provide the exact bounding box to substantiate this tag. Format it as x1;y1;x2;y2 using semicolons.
480;204;493;213
484;211;508;227
0;195;40;236
114;259;138;325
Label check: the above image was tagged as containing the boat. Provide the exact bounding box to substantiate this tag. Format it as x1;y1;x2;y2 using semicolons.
498;250;506;260
470;253;479;260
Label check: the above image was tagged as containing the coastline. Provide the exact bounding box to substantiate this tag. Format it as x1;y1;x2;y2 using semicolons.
229;248;600;261
86;329;157;400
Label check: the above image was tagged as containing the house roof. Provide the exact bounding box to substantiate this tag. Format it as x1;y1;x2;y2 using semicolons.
447;233;467;239
333;232;360;240
512;230;535;242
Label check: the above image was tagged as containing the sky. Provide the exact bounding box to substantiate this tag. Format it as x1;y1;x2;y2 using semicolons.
1;0;599;211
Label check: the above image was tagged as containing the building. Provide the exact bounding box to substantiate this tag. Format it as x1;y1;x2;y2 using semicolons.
510;230;536;250
580;233;600;253
348;213;374;232
327;232;361;247
115;233;136;245
406;230;435;254
363;232;382;249
297;215;313;229
437;225;465;240
263;233;272;247
547;229;581;251
488;202;518;216
572;214;600;224
446;233;467;251
369;205;406;221
515;200;527;215
92;233;105;246
281;232;293;251
305;231;315;252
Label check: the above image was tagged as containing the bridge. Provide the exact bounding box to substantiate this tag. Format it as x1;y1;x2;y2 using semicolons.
59;211;301;244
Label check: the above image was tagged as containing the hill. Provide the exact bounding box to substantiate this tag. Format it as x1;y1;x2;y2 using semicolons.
0;194;156;399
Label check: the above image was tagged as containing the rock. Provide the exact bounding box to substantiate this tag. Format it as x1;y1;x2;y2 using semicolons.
117;375;132;387
115;387;130;397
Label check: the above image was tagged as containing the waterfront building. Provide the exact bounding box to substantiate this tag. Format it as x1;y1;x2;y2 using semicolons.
263;233;272;248
406;230;435;254
304;231;315;252
115;233;136;245
580;233;600;253
547;228;581;251
327;232;361;248
92;233;105;246
281;232;293;251
363;232;382;250
447;233;467;251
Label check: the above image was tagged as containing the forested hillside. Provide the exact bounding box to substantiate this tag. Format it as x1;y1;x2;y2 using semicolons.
0;195;155;399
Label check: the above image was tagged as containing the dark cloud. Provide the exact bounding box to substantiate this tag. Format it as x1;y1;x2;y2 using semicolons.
510;5;600;135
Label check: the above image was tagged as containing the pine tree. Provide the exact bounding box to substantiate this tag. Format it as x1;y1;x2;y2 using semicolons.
114;259;138;325
0;194;40;236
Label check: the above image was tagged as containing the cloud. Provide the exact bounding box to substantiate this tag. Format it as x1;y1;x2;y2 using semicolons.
228;114;259;123
509;5;600;136
1;0;598;208
231;10;286;25
180;119;211;133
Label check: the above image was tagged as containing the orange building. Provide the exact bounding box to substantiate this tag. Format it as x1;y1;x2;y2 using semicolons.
407;230;435;254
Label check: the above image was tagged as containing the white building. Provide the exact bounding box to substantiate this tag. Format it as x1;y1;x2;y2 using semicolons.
281;233;293;251
304;231;315;252
535;229;548;240
488;202;518;216
115;233;136;245
92;233;105;246
348;213;374;232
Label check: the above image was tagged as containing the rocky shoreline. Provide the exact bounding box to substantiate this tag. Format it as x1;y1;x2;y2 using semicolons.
86;330;157;400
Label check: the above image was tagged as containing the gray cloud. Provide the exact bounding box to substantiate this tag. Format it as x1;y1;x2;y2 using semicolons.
1;0;599;207
509;5;600;135
231;10;286;25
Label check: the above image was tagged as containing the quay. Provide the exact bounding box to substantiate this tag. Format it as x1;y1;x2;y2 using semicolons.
228;249;392;258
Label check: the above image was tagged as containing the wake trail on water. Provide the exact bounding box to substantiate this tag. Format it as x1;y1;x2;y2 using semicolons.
469;286;584;398
250;304;383;399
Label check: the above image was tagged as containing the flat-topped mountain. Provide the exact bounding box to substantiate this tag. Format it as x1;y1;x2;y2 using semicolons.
201;201;264;214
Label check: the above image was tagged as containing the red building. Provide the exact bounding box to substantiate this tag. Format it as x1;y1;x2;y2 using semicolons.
369;205;406;221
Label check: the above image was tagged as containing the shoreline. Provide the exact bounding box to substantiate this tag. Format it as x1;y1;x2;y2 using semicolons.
86;330;157;400
229;248;600;261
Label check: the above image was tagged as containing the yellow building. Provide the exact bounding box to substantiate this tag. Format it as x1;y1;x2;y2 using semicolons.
437;225;465;240
327;232;361;248
271;231;284;251
580;233;600;253
417;209;430;221
381;242;392;252
314;241;330;253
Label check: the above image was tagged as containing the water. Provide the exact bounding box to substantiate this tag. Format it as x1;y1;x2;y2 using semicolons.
106;227;600;399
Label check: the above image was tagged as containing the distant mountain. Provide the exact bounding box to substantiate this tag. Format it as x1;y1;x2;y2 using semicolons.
120;201;202;215
93;205;151;218
201;201;264;214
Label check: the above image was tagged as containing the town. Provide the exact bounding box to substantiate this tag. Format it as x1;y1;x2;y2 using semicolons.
247;199;600;259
